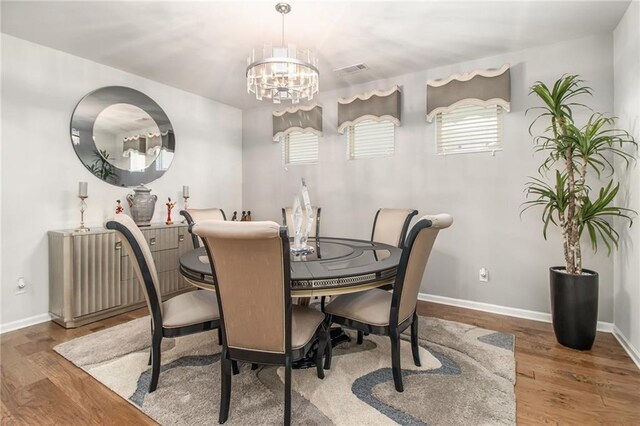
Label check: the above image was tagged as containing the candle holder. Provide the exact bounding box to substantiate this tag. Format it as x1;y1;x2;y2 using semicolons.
76;195;90;232
182;195;190;222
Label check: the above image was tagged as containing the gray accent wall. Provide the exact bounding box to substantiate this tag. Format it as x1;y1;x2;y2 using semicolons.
613;2;640;359
1;35;243;329
242;34;616;321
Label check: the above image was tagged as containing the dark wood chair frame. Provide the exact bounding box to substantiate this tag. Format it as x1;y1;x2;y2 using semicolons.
201;227;331;425
281;206;322;237
180;209;227;249
325;217;434;393
106;220;222;393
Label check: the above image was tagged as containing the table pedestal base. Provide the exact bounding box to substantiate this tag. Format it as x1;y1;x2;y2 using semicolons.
292;327;351;369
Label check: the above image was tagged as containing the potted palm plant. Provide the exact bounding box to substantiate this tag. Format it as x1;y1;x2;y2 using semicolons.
524;75;636;350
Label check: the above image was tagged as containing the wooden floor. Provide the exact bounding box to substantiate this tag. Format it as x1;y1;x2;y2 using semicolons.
2;301;639;425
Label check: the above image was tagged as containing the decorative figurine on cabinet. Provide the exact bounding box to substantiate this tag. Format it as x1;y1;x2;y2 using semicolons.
231;211;238;221
166;197;176;225
247;211;252;221
115;200;124;214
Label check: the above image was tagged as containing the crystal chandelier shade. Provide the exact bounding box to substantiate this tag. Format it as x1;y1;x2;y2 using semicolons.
246;3;319;104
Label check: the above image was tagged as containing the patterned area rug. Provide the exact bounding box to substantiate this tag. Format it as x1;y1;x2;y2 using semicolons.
54;316;515;425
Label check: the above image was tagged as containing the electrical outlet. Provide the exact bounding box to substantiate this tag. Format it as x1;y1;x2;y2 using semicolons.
16;277;27;295
479;268;489;282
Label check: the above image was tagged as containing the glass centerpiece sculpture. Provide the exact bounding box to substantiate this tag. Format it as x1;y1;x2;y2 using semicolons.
291;178;315;254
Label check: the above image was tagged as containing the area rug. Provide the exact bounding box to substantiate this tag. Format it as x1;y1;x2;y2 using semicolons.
54;316;515;425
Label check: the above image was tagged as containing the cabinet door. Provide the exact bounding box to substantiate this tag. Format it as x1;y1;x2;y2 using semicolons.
72;232;122;317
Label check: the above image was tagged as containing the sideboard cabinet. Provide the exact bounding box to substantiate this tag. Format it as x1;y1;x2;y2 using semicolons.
48;223;193;328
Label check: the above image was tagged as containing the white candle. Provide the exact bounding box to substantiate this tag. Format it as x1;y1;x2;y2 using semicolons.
78;182;88;197
182;185;189;197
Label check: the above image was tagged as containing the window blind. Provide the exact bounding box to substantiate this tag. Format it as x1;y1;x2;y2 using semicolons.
436;105;503;154
348;119;395;160
282;131;318;165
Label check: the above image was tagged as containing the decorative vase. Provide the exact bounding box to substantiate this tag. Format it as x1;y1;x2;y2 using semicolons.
126;185;157;226
549;267;599;350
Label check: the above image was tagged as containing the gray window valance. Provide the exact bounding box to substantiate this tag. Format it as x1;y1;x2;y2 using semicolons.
272;103;323;142
337;86;401;134
426;64;510;122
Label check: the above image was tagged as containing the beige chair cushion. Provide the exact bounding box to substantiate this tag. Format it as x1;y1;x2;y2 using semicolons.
324;288;411;327
162;290;220;329
292;305;325;350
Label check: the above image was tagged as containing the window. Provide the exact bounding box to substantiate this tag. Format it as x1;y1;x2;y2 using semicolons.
282;131;318;165
436;104;503;155
347;120;395;160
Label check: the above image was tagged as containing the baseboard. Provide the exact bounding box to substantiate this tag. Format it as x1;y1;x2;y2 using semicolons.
418;293;614;333
0;313;52;334
612;326;640;370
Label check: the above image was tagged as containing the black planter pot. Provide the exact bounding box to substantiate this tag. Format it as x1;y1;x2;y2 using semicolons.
550;267;599;350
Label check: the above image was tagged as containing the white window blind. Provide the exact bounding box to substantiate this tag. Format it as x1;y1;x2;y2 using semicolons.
348;119;395;160
436;104;503;155
282;131;318;165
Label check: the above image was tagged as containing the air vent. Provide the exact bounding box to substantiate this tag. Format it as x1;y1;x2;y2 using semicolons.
334;63;369;76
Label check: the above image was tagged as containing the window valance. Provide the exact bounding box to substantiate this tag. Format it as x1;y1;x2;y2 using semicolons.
337;86;401;134
426;64;510;122
272;103;323;142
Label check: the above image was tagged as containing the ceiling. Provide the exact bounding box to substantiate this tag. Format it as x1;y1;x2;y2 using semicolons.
1;1;630;110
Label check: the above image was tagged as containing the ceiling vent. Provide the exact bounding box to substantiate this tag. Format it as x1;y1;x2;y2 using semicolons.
334;63;369;76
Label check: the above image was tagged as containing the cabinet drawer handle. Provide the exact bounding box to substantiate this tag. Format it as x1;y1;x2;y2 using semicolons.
150;237;156;246
178;234;185;242
115;242;122;250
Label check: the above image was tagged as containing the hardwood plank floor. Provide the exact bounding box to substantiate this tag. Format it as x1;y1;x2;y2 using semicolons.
1;302;639;425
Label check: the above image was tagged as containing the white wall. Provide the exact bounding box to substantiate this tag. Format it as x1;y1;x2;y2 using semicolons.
242;34;616;321
0;35;243;328
613;1;640;359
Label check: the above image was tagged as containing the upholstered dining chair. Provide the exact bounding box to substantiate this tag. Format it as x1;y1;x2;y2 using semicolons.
323;214;453;392
105;214;221;393
193;220;330;425
371;208;419;248
282;206;321;238
180;208;227;248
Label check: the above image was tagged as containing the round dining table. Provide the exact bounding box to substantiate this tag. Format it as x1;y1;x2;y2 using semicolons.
179;237;402;297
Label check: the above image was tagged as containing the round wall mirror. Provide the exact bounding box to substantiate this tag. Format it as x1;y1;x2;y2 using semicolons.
70;86;175;187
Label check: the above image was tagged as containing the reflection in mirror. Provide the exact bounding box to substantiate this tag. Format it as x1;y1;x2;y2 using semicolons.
70;87;175;187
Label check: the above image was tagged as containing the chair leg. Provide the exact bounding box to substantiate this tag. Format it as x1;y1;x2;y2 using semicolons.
219;354;232;424
251;363;259;370
316;325;328;379
149;332;162;393
217;328;222;346
411;312;421;367
323;319;332;370
357;331;364;345
390;329;404;392
284;360;292;426
232;360;239;375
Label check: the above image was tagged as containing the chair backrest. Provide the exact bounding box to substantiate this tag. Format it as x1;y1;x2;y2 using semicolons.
105;214;163;323
193;221;291;355
371;208;418;248
180;208;226;248
282;206;321;238
391;214;453;325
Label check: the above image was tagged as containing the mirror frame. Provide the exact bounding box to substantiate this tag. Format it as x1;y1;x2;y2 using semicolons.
70;86;175;187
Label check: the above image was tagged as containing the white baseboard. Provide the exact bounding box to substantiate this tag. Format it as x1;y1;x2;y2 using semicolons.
417;293;614;333
612;326;640;370
0;313;51;334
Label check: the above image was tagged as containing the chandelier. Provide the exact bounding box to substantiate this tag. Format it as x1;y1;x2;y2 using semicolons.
246;2;319;104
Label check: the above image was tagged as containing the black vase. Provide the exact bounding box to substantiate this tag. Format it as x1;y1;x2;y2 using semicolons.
550;267;599;350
